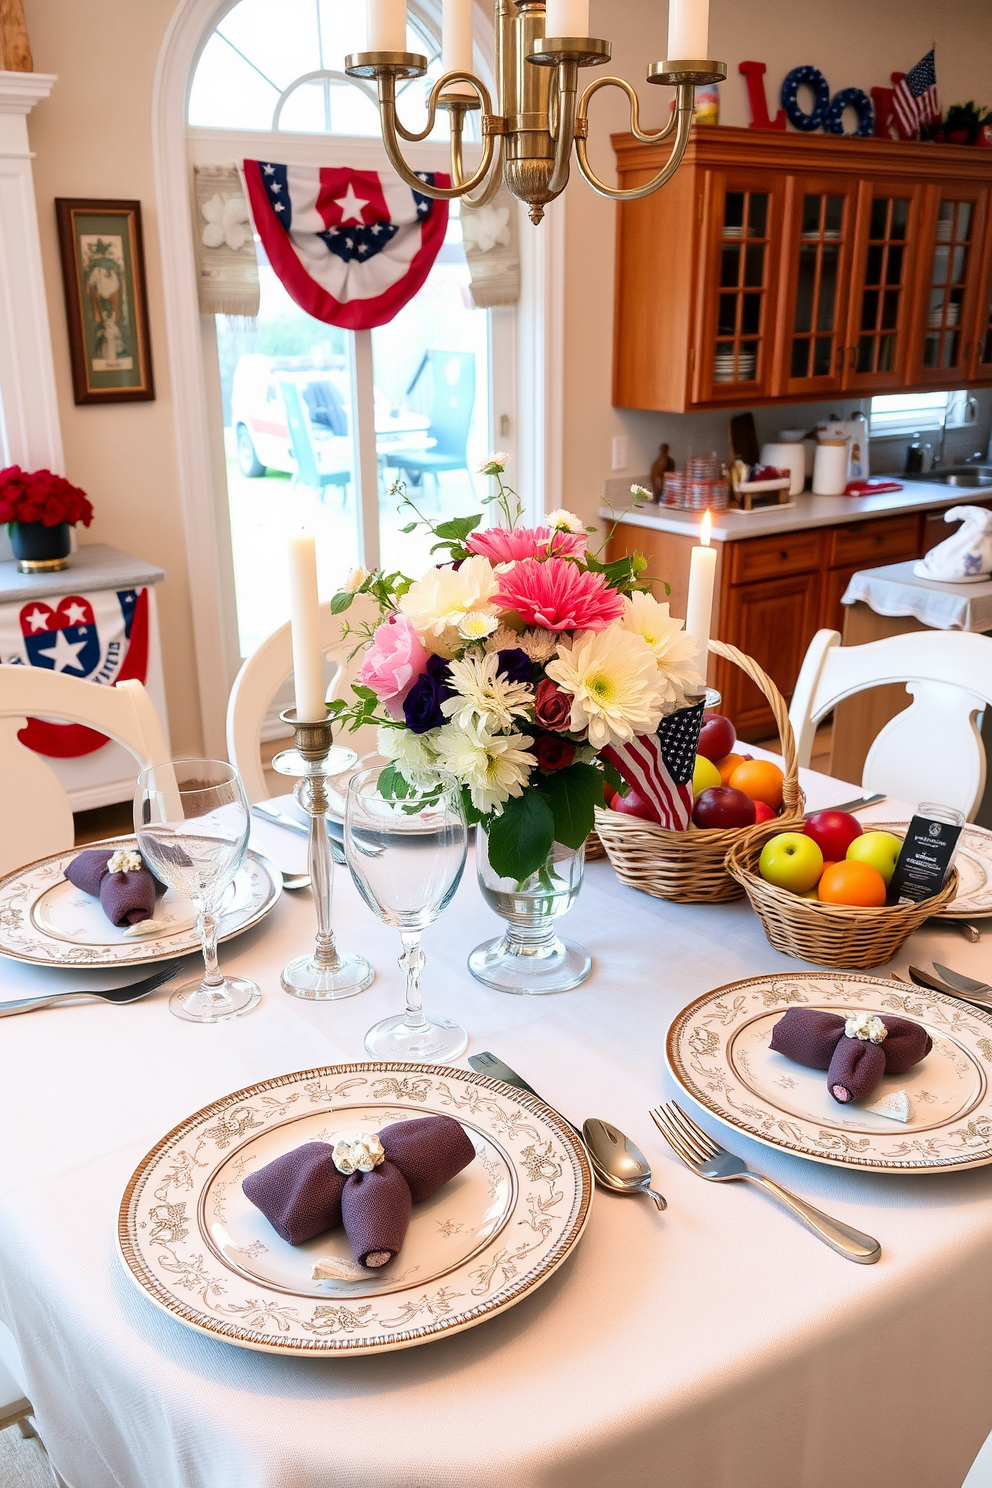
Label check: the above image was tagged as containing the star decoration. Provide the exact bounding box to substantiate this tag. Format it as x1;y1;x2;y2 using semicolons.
263;163;275;175
36;629;88;673
63;602;89;626
335;184;369;224
274;202;285;213
23;607;50;633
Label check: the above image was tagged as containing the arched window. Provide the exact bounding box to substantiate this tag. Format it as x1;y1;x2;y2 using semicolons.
186;0;508;661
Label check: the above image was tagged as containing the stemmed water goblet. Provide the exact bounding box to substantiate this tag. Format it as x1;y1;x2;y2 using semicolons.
344;765;467;1061
134;758;260;1023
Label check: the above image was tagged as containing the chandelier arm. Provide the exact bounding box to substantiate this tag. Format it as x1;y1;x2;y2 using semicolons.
461;137;506;209
577;73;681;146
546;59;580;198
574;82;694;201
377;71;497;198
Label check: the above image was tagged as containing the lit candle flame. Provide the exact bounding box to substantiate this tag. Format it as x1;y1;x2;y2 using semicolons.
700;509;712;547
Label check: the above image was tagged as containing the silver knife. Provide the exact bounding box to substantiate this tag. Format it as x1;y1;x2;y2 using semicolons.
804;792;885;818
251;804;346;863
467;1052;582;1138
933;962;992;998
908;965;992;1011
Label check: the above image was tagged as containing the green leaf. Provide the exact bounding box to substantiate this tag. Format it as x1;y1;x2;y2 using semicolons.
400;522;418;534
600;759;625;795
433;514;482;542
330;591;354;615
351;684;378;702
486;792;554;881
460;787;484;827
538;763;603;849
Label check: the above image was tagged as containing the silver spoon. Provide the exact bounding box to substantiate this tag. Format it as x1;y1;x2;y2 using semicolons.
281;872;311;890
582;1117;667;1211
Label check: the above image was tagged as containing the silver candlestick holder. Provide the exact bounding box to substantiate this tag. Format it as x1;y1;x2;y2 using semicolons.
276;707;374;1001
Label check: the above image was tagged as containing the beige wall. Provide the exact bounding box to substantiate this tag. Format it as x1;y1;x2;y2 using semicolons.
23;0;203;756
563;0;992;521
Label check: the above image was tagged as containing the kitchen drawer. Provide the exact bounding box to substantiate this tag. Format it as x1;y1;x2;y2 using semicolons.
826;515;921;568
729;530;824;584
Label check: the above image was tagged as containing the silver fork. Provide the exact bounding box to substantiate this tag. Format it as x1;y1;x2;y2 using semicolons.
0;962;180;1017
650;1102;881;1265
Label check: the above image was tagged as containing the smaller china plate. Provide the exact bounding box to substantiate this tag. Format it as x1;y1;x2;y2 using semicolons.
668;972;992;1173
0;838;281;967
870;821;992;920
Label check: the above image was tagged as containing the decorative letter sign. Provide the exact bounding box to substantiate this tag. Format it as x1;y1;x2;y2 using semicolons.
738;61;786;130
744;61;880;138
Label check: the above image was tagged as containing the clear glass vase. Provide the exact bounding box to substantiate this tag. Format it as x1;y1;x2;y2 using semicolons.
468;826;592;995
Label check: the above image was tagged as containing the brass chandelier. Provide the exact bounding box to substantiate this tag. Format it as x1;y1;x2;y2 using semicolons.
346;0;726;223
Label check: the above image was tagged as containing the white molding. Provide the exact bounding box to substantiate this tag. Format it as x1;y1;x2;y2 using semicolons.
0;70;56;114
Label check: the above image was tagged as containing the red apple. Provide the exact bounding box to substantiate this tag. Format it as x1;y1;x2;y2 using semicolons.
752;800;776;823
611;787;659;823
603;782;618;808
691;786;756;830
697;711;737;763
803;810;863;862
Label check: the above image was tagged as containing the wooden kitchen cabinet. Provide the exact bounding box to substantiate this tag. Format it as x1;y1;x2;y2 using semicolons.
613;126;992;412
721;573;822;734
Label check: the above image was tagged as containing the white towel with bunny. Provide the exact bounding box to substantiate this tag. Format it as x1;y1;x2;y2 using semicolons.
914;506;992;583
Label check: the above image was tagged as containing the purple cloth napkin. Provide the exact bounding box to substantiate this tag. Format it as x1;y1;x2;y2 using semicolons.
242;1115;476;1266
770;1007;932;1104
64;849;165;927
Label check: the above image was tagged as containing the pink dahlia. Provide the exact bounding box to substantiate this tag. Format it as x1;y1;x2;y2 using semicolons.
465;525;586;563
492;558;624;633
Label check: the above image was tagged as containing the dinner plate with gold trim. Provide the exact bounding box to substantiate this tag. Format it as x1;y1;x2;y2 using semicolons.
667;972;992;1173
118;1063;593;1355
0;837;281;967
866;821;992;920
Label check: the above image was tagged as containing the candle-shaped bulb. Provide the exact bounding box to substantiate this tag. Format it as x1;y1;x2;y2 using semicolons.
545;0;591;38
667;0;709;60
441;0;475;91
366;0;407;53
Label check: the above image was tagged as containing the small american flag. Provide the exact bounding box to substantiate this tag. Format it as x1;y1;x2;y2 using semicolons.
892;50;940;137
601;699;705;831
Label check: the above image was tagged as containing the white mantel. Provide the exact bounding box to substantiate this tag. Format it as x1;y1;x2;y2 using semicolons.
0;70;63;484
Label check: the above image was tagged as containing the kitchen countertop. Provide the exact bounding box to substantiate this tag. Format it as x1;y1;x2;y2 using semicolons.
0;543;165;605
599;477;987;542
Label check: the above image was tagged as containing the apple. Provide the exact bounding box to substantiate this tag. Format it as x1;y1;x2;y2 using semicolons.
692;786;756;830
697;711;737;762
753;800;776;824
846;830;902;885
758;832;824;893
692;754;722;796
803;810;863;862
602;782;618;808
611;787;659;823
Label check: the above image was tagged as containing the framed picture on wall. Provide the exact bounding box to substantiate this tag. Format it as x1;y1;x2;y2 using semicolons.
55;198;155;404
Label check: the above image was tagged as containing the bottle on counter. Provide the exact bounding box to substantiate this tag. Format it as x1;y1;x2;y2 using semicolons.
888;802;965;906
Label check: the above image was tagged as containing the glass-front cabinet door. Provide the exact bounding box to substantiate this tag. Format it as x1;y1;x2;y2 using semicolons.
971;224;992;384
693;172;783;403
775;176;858;398
843;181;921;393
911;186;988;386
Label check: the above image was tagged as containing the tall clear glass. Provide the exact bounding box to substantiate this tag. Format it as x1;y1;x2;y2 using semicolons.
345;766;467;1061
135;759;260;1023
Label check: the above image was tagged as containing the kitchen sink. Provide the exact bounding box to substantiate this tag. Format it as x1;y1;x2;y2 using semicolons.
915;466;992;488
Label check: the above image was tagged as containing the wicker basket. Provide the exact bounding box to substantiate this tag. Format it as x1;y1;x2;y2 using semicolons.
725;829;959;969
593;640;804;903
585;828;606;860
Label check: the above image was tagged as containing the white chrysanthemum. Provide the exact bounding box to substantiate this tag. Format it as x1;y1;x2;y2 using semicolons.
376;725;442;792
458;609;499;641
343;565;369;593
483;624;524;654
442;650;534;733
546;508;584;534
629;484;652;502
432;720;536;815
477;452;510;475
484;625;558;663
398;555;498;654
621;591;704;708
545;622;667;749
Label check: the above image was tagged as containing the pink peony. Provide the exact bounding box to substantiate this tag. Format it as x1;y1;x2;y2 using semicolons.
359;614;429;703
492;558;624;633
466;525;586;563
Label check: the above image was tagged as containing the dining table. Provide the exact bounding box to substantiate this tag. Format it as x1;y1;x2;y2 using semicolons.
1;761;991;1488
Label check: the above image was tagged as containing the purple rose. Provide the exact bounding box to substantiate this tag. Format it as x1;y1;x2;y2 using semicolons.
403;655;452;734
496;648;533;684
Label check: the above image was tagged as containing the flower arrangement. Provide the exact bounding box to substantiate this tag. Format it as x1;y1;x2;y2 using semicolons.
0;466;93;531
330;458;702;882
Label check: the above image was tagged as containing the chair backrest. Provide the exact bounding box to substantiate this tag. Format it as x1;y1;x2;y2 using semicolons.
226;593;380;803
789;628;992;819
280;380;322;489
421;351;476;458
0;671;171;875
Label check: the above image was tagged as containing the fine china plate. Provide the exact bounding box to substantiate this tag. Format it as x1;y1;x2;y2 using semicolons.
0;838;282;967
869;821;992;920
667;972;992;1173
119;1064;593;1355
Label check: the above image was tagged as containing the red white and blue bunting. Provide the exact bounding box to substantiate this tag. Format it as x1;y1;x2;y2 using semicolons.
242;162;450;330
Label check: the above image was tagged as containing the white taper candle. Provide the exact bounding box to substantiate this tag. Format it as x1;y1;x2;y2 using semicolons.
545;0;590;37
366;0;407;53
288;532;327;722
442;0;474;81
685;509;717;674
667;0;709;59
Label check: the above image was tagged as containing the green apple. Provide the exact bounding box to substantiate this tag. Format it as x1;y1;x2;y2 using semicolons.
846;831;901;885
758;832;824;894
692;754;722;796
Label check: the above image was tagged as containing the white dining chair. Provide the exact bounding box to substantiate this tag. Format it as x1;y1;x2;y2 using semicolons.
789;628;992;820
226;594;380;804
0;670;171;877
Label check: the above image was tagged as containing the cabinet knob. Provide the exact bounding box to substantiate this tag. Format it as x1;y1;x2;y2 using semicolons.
779;549;788;560
848;346;857;370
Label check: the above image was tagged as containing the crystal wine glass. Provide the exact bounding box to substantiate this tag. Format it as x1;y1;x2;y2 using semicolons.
135;759;260;1023
344;765;467;1061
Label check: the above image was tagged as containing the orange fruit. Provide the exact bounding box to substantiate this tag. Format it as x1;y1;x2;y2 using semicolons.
728;759;785;810
817;860;887;907
716;752;747;785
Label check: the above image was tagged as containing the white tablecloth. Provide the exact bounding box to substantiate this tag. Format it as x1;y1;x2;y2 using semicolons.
842;560;992;632
2;774;992;1488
